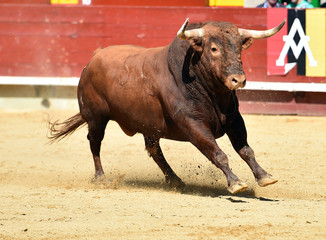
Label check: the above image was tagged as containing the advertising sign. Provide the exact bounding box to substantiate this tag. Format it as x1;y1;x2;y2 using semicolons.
268;9;326;78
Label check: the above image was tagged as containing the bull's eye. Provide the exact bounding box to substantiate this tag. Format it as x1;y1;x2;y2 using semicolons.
211;47;218;53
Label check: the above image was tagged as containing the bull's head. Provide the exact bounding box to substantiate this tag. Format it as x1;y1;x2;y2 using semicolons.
177;18;285;90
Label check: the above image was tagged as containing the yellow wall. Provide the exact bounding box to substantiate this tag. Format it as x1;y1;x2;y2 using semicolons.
209;0;244;7
51;0;78;4
306;9;326;77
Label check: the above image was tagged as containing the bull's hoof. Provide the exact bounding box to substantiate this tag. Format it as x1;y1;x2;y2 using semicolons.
91;173;106;182
257;177;278;187
94;170;105;179
166;176;186;190
227;182;248;194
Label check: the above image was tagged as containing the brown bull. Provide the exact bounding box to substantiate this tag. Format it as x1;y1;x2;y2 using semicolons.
49;18;285;194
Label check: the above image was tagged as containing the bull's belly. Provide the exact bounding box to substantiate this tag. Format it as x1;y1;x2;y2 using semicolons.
111;111;211;142
107;98;167;137
109;107;189;141
115;119;225;142
115;119;165;138
116;121;190;141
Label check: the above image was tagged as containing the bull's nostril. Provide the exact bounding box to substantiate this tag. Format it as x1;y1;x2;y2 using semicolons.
232;78;238;84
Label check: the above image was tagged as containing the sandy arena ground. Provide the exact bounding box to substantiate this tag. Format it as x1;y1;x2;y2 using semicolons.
0;109;325;239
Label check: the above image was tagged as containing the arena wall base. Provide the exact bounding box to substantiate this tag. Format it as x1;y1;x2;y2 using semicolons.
238;90;326;116
0;85;78;111
0;84;325;116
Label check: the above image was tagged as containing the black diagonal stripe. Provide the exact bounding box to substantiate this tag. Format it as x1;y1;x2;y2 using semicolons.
287;9;306;76
287;9;296;64
297;9;306;76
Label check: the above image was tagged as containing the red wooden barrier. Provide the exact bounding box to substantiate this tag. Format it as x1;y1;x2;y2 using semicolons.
0;4;325;115
0;5;266;77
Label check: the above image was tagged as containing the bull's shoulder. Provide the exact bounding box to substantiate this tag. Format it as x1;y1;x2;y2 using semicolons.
101;45;167;56
100;45;146;55
93;45;144;56
92;47;104;56
88;45;144;68
91;45;168;67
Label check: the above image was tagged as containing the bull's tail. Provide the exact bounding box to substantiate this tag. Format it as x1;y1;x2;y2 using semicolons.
48;113;86;143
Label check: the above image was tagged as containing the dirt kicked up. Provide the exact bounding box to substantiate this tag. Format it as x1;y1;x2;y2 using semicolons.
0;110;325;239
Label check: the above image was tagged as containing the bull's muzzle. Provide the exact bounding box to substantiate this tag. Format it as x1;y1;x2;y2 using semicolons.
227;74;246;90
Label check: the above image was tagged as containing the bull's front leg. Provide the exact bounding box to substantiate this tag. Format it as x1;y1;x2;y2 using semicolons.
184;120;248;194
227;112;278;187
238;146;278;187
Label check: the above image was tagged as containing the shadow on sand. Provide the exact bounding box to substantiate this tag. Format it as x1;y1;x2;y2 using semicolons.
90;175;279;202
123;179;265;200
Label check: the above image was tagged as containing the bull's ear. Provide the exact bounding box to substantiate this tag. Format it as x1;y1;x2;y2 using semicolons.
242;37;254;50
190;38;204;52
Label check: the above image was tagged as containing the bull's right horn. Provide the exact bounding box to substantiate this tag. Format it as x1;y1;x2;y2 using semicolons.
177;18;204;40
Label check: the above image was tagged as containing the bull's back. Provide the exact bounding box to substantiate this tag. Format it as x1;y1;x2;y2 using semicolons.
79;45;170;136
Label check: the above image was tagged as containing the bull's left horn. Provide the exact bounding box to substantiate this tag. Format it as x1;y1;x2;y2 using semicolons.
238;19;286;39
177;18;204;40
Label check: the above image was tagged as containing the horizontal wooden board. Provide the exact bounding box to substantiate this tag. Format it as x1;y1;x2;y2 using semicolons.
0;0;47;3
0;0;206;5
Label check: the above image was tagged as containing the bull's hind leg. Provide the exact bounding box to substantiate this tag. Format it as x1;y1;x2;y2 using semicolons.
144;136;185;189
87;118;109;178
227;113;277;187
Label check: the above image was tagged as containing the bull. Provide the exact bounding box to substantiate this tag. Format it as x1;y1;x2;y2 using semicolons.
49;18;285;194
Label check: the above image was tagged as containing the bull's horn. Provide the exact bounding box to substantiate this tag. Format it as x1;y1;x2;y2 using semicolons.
238;19;286;39
177;18;204;40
